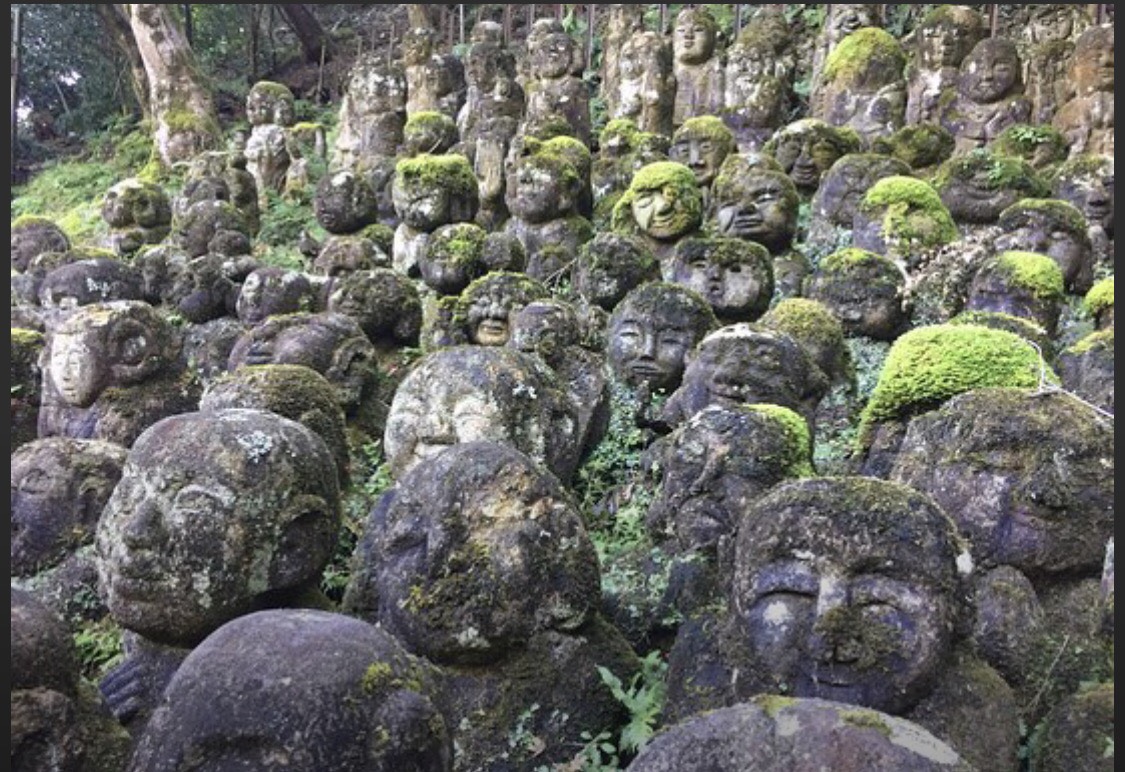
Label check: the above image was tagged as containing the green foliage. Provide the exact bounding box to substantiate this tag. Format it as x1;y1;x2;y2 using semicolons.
596;650;668;756
72;617;124;682
322;441;394;602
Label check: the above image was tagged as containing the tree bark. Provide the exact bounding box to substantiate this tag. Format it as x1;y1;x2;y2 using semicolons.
95;4;151;122
406;4;440;30
125;3;221;166
277;3;331;64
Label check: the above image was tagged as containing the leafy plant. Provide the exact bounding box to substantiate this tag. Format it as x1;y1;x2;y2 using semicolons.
72;617;124;682
596;649;668;757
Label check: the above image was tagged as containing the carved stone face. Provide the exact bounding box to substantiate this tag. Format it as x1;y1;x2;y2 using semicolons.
11;437;126;576
1053;160;1114;233
668;238;773;322
1070;26;1115;95
96;409;339;645
630;175;701;241
506;154;573;223
712;170;799;252
667;324;822;424
531;31;575;79
825;5;881;43
508;300;578;364
47;301;171;408
245;83;295;127
572;233;658;311
236;267;314;326
314;171;378;235
769;122;851;193
650;407;801;554
11;218;70;273
383;346;576;480
889;389;1113;578
229;313;377;413
812;154;911;229
732;477;962;714
361;442;597;664
101;179;172;230
915;9;983;69
391;165;473;232
960;40;1021;104
804;256;908;342
964;258;1060;334
606;284;715;394
673;9;718;65
669;128;731;188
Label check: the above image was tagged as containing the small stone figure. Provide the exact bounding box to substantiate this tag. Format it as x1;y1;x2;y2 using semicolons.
332;53;407;170
663;475;1019;771
850;175;960;263
402;25;465;119
244;80;297;207
571;231;661;314
11;587;131;772
35;257;146;331
234;266;316;326
227;310;378;419
100;178;172;258
417;221;489;296
391;153;479;278
905;5;987;125
611;161;705;266
605;281;718;396
721;9;795;152
11;437;127;623
809;4;885;96
805;153;912;252
11;214;70;272
381;345;580;482
933;148;1048;225
812;27;908;147
615;29;676;138
671;6;726;126
1050;154;1114;269
659;323;828;433
763;117;863;196
1052;23;1114;158
940;37;1032;155
94;408;341;736
38;300;200;447
599;5;648;122
503;143;594;284
993;198;1095;294
522;19;591;145
127;609;452;772
447;270;550;349
669;116;736;207
963;250;1066;336
664;236;774;324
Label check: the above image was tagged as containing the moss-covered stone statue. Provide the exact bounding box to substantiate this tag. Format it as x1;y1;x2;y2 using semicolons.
671;6;726;127
38;300;200;447
94;408;341;737
763;117;863;196
963;250;1066;337
721;9;795;152
521;18;591;145
11;214;70;273
905;5;986;125
805;248;912;342
343;441;640;771
669;116;736;209
805;153;912;254
851;175;959;263
812;27;908;147
391;153;479;279
382;345;581;483
939;37;1031;155
612;161;705;267
402;25;465;119
332;53;407;169
664;236;774;324
993;198;1095;294
100;178;173;258
244;80;296;208
932;147;1048;225
614;29;676;138
662;475;1018;771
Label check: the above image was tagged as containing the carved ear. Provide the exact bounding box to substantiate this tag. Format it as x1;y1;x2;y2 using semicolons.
268;494;338;591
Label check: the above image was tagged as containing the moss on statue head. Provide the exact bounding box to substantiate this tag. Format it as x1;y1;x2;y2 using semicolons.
860;175;959;248
871;123;955;170
822;27;906;88
675;116;736;149
395;153;477;198
994;251;1065;302
933;148;1048;196
857;323;1056;446
1084;277;1114;316
610;161;703;235
745;403;815;478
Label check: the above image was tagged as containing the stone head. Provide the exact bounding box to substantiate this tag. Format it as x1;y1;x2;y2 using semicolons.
606;281;718;394
811;153;912;230
505;149;580;223
11;216;70;273
11;437;127;577
934;149;1048;224
711;167;800;253
765;118;862;193
419;222;488;295
914;5;986;70
382;346;579;481
804;248;910;341
1050;155;1114;234
959;38;1023;104
666;237;774;322
730;476;968;714
392;154;479;231
127;609;452;772
314;170;379;235
101;178;172;231
673;7;720;65
613;161;704;242
245;80;296;127
95;408;341;646
235;266;314;326
994;199;1095;294
44;300;178;409
670;116;736;189
964;250;1065;335
350;442;598;664
1069;23;1114;96
572;232;659;311
456;271;550;347
508;299;580;365
527;19;577;79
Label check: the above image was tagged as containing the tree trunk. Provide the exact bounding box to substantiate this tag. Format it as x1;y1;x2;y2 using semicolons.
11;6;20;176
182;4;193;45
406;4;439;30
277;3;331;64
125;3;220;166
95;4;151;122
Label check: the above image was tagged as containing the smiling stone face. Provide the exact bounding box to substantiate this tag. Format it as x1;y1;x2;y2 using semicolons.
730;477;964;715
